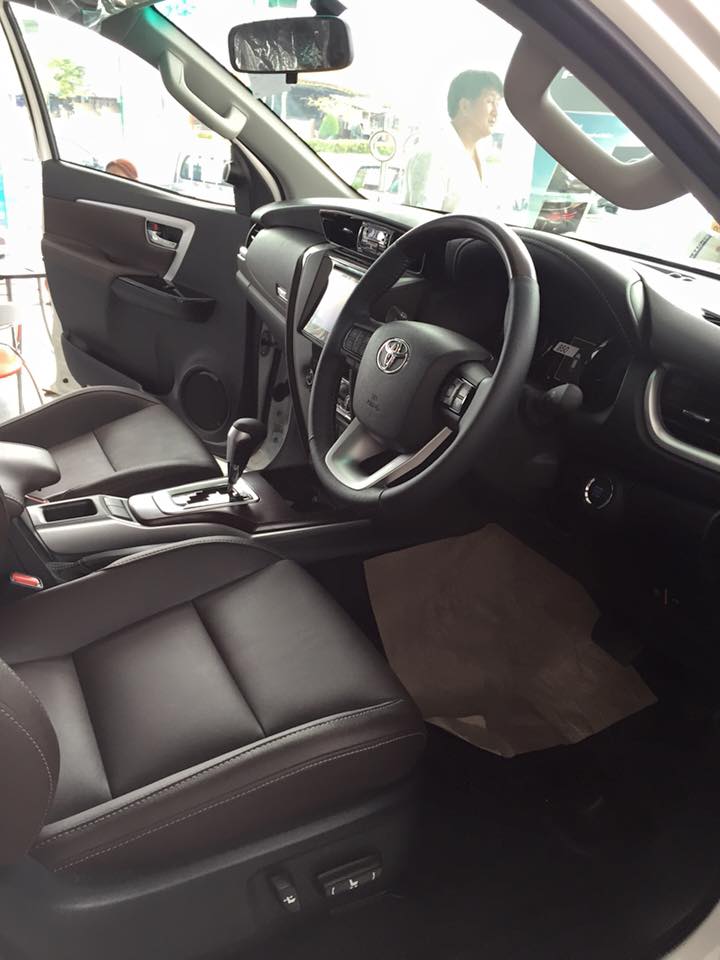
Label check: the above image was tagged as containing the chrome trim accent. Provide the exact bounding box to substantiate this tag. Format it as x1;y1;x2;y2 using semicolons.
146;224;178;250
376;337;410;374
325;418;452;491
583;477;614;510
644;367;720;473
77;200;195;283
151;476;259;515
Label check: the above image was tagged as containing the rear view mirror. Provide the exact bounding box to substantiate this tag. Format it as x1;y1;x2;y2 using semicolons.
228;16;353;75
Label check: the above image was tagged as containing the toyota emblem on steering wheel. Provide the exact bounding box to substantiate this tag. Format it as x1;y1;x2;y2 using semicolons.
376;338;410;374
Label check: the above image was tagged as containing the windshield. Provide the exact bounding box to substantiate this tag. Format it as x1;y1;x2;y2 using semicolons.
157;0;720;274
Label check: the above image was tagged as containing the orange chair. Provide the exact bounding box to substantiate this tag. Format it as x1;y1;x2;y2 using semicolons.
0;304;43;414
0;343;23;412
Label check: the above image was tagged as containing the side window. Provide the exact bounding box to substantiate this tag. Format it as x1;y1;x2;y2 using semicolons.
12;5;235;206
0;25;42;259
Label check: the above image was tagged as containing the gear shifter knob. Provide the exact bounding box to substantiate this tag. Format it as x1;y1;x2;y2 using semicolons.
226;418;267;497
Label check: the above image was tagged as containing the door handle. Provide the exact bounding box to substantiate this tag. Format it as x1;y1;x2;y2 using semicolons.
146;221;181;250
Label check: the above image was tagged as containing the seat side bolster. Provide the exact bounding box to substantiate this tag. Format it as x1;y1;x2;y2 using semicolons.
32;698;425;876
0;660;60;864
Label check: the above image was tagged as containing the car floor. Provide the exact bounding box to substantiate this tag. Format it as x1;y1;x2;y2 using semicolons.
242;563;720;960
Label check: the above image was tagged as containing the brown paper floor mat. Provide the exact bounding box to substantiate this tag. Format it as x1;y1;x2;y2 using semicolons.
364;525;656;757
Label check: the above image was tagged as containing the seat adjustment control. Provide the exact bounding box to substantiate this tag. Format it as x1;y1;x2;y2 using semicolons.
270;873;301;913
317;856;383;899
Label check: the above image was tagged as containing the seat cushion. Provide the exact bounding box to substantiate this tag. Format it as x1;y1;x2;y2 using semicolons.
1;539;424;877
0;386;220;499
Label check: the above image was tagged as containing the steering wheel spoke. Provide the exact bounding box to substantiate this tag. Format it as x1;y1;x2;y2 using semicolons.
325;418;452;491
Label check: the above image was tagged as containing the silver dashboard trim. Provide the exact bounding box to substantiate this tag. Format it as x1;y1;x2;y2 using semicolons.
644;367;720;474
151;476;259;515
325;418;452;491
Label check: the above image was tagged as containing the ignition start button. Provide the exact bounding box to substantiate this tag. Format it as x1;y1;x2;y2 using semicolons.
584;476;615;510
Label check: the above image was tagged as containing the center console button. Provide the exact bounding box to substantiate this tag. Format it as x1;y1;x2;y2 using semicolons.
104;497;132;521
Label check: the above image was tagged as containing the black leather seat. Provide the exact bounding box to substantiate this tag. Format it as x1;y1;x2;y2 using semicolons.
0;386;221;500
0;538;425;878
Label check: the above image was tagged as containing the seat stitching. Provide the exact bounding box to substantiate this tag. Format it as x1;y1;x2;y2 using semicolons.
0;387;154;437
35;699;406;847
0;704;55;822
0;661;46;712
107;537;280;569
191;600;266;738
69;655;113;803
52;731;424;873
90;429;116;471
0;387;155;437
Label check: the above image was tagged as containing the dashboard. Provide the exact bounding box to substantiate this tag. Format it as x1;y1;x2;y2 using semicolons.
235;197;720;562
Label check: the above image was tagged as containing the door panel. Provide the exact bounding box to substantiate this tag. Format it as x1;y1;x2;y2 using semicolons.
42;159;255;452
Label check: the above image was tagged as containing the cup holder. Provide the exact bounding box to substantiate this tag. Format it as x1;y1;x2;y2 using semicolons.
41;499;98;523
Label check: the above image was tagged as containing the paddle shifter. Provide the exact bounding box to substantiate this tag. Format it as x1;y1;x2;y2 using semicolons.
226;418;267;499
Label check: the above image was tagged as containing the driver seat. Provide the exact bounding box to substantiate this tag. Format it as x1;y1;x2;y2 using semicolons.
0;538;424;878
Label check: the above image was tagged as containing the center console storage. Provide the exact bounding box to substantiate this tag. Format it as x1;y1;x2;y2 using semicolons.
26;492;225;556
40;499;97;523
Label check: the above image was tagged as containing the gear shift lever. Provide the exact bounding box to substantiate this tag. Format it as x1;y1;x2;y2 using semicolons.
226;418;267;499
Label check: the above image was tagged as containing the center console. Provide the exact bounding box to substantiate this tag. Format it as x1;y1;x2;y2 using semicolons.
22;466;361;573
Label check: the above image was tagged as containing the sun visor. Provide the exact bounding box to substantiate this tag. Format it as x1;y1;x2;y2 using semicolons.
505;36;685;210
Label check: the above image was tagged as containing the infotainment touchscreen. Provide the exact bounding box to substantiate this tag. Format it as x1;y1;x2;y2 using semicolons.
303;267;358;346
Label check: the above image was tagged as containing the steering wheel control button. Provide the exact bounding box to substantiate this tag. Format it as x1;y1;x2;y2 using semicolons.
344;329;359;353
441;379;459;407
442;377;474;414
270;874;301;913
344;327;371;358
317;857;383;899
584;476;615;510
451;381;473;413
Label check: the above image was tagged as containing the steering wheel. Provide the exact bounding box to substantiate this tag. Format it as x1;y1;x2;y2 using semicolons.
308;215;539;510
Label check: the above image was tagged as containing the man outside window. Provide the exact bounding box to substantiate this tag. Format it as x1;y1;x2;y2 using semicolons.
404;70;503;214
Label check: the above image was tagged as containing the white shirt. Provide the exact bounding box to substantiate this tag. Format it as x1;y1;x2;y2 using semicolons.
404;123;493;215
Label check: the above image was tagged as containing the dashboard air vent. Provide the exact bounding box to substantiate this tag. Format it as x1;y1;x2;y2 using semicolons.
702;307;720;326
320;211;363;253
659;372;720;456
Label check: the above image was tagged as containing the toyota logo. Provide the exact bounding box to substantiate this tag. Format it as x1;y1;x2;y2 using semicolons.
376;338;410;374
